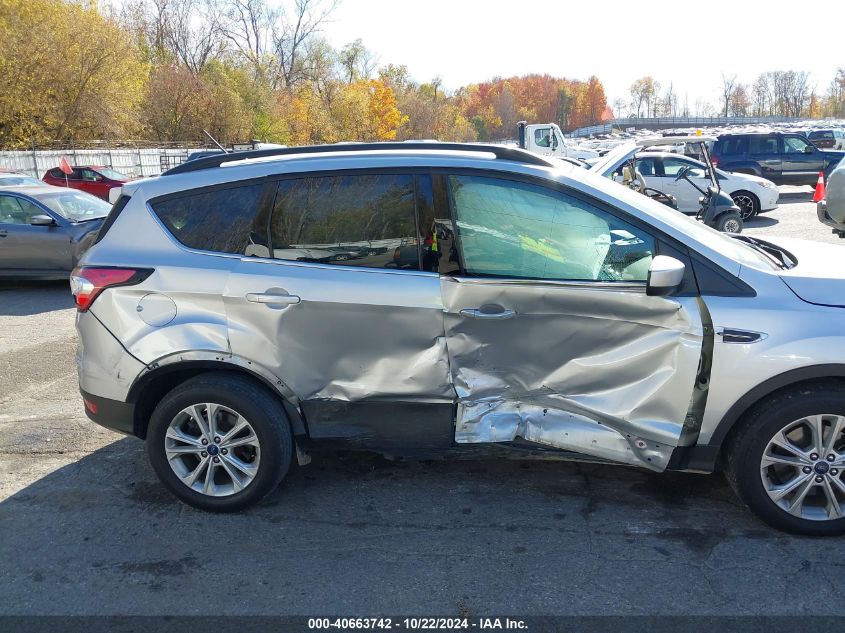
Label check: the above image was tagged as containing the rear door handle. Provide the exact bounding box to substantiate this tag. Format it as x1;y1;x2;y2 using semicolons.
459;308;516;320
246;292;301;305
0;230;7;237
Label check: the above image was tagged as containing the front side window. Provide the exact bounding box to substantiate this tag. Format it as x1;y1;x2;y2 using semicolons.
663;157;705;178
269;174;418;270
448;175;655;282
534;128;552;148
151;183;265;254
0;195;42;224
784;136;812;154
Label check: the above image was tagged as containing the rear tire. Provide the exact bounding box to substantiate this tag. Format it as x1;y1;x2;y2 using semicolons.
724;384;845;535
715;211;743;233
731;190;760;220
146;372;292;512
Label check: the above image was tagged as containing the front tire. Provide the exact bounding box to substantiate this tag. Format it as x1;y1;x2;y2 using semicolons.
731;190;760;220
715;211;743;233
146;372;293;512
724;384;845;535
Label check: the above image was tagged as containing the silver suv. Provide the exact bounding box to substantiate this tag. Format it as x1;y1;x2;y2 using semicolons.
73;143;845;534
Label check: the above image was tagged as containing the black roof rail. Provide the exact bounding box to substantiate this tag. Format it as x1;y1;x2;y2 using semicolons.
162;142;554;176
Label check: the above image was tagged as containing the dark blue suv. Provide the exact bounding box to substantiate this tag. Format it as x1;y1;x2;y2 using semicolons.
711;132;845;186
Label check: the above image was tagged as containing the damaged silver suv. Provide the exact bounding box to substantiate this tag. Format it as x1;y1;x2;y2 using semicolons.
74;143;845;534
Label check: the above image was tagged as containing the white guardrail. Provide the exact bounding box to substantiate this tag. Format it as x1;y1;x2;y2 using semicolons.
0;148;192;178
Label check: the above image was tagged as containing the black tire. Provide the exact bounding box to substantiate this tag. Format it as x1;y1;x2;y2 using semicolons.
730;190;760;220
146;372;292;512
724;383;845;535
714;211;742;233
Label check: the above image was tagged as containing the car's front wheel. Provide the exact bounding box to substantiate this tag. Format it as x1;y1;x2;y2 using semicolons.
146;373;292;512
725;384;845;535
715;211;743;233
731;190;760;220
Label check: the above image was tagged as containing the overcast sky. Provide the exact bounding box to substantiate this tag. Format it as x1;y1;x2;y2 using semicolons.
322;0;844;110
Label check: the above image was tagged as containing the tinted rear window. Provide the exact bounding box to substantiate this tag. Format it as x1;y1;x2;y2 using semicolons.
716;137;747;155
268;174;419;269
810;131;834;139
151;184;265;254
749;136;779;154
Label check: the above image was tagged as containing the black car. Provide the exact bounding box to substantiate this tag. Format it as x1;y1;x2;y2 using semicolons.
711;132;845;186
0;185;110;279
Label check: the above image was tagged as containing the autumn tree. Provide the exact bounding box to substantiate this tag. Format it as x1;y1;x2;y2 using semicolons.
629;77;660;118
720;73;737;117
0;0;146;145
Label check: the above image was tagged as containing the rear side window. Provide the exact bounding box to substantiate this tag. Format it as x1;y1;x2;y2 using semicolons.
716;137;747;155
749;136;779;154
810;131;833;140
268;174;418;270
151;183;264;254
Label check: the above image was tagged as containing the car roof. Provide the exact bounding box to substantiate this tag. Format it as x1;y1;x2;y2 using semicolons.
0;185;86;197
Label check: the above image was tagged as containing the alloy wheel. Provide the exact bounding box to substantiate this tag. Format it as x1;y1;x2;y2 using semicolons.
732;194;756;220
164;402;261;497
760;414;845;521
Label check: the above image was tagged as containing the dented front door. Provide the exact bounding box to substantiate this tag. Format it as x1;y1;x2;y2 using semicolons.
441;173;704;471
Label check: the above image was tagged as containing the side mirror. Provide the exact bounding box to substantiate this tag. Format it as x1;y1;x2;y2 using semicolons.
646;255;685;297
804;145;815;154
30;214;56;226
674;166;691;182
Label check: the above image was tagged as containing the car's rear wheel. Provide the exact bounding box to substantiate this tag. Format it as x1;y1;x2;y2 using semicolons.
731;190;760;220
146;373;292;512
725;384;845;535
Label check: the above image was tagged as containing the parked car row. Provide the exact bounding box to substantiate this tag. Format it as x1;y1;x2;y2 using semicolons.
0;166;115;278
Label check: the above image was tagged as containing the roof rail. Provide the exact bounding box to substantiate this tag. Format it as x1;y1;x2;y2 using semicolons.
162;142;553;176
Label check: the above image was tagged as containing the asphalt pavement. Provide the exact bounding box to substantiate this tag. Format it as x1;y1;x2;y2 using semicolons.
2;187;845;618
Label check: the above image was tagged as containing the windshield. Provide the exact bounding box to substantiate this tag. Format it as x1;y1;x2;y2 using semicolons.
95;168;129;181
38;190;111;221
0;175;42;186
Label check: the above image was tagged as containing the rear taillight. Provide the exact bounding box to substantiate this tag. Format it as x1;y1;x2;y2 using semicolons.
711;156;719;167
393;247;401;260
70;266;152;311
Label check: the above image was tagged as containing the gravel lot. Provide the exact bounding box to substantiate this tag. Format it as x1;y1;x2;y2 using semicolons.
2;187;845;618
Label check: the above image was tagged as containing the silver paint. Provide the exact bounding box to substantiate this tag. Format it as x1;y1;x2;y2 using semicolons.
442;276;703;470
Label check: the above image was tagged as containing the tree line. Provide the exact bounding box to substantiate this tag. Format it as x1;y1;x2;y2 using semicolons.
620;71;845;119
0;0;612;148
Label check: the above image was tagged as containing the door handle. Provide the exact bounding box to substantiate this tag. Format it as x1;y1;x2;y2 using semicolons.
0;230;7;237
246;292;301;305
459;308;516;320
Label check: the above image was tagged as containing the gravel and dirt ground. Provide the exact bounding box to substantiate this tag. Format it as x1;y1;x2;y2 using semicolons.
2;186;845;617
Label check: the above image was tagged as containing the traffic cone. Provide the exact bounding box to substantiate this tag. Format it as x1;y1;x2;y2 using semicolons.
812;171;826;203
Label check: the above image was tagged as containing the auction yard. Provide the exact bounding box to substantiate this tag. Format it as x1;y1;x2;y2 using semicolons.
1;187;844;617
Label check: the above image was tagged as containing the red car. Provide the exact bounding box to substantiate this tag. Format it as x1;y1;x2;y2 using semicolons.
42;165;129;200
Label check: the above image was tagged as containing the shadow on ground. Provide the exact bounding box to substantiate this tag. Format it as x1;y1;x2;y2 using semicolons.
0;280;73;316
3;437;841;616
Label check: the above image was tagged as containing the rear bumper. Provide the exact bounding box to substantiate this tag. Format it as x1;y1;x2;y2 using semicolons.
80;389;136;436
817;200;845;236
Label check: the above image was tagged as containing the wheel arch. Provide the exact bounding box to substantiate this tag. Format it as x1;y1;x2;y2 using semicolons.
127;359;307;440
712;365;845;451
671;366;845;472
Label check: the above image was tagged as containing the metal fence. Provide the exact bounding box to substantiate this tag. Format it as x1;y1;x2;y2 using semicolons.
0;147;194;178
